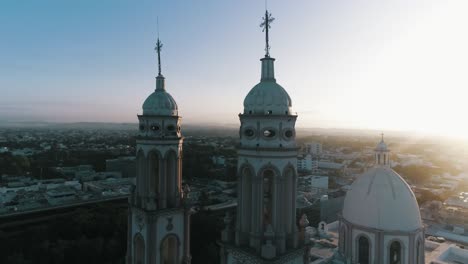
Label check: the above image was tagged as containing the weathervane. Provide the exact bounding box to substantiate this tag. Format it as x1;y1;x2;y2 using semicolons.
260;9;275;57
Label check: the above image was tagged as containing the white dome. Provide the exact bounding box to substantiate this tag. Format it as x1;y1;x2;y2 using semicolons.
142;89;178;116
342;166;422;232
243;81;292;115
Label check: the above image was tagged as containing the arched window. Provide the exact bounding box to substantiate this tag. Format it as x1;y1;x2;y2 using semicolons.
358;236;370;264
161;235;179;264
384;154;386;165
133;234;145;264
378;154;381;164
389;241;402;264
262;169;275;229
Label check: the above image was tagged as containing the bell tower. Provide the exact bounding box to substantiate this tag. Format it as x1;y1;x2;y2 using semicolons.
126;35;191;264
220;9;303;264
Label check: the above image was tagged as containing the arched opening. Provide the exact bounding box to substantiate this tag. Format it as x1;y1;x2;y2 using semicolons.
241;166;253;239
161;234;179;264
262;169;275;230
384;154;386;165
378;154;381;164
136;150;145;196
133;234;145;264
148;151;160;199
389;241;402;264
358;235;370;264
166;150;177;207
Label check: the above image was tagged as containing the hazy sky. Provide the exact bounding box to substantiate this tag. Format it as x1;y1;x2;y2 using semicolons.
1;1;467;138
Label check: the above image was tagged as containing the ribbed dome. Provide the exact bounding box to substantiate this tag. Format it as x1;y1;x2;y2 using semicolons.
142;89;178;116
342;166;422;232
142;76;178;116
243;81;292;115
375;140;388;151
243;57;292;115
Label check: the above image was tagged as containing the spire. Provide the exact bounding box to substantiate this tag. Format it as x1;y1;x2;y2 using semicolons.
259;9;276;81
154;22;165;91
381;132;384;142
260;9;275;57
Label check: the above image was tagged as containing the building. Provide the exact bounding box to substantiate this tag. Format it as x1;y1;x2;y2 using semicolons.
219;9;304;263
297;154;318;172
106;156;136;178
126;35;191;264
305;142;322;157
336;137;425;263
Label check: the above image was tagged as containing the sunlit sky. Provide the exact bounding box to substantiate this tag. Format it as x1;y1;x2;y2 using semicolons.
1;0;467;138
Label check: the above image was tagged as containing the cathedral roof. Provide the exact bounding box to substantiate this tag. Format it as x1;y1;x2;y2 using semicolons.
342;166;422;232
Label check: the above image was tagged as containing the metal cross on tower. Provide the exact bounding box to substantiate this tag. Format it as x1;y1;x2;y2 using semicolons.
155;38;163;76
260;9;275;57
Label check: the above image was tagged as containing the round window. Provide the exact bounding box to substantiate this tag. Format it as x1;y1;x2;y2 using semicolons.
150;124;160;131
139;124;145;131
244;128;255;137
263;129;276;138
284;130;294;138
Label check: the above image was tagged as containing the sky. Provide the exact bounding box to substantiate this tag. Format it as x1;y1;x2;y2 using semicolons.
1;0;468;138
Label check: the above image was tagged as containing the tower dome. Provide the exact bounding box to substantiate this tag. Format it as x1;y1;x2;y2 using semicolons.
142;76;178;116
342;166;422;231
243;58;292;115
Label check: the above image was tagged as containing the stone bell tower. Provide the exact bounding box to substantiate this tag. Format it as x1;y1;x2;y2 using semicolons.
127;35;191;264
220;9;304;264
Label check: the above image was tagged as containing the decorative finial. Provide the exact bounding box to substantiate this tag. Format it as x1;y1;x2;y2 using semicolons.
155;38;163;76
154;17;163;76
260;9;275;57
381;132;384;141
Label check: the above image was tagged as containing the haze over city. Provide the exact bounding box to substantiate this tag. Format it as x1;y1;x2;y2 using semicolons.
1;0;467;139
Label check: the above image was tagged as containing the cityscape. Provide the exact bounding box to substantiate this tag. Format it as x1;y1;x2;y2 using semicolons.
1;1;468;264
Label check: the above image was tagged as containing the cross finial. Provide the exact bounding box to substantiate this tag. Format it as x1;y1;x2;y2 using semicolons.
260;9;275;57
155;38;163;76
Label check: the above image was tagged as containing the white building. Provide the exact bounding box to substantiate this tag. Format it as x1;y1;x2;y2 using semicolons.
126;36;191;264
305;142;322;156
337;137;425;264
298;154;318;172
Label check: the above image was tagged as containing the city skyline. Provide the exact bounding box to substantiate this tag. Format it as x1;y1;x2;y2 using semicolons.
2;0;468;139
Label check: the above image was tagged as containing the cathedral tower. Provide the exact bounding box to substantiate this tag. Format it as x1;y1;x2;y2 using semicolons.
220;9;303;263
127;36;191;264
